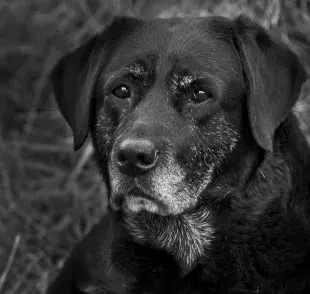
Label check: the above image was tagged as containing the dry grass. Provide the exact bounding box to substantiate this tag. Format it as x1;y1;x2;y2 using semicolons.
0;0;309;293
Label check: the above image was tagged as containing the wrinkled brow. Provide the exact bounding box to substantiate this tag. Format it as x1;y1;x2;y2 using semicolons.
171;72;198;89
104;62;149;83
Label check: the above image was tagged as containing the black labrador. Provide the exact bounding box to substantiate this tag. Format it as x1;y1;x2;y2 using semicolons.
47;15;310;293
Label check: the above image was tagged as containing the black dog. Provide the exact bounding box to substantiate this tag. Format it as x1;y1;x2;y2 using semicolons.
47;15;310;293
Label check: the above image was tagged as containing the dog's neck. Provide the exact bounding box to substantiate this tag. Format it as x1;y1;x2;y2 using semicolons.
123;206;213;271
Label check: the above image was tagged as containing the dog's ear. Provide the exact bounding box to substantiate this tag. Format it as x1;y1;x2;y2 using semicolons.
50;37;101;151
233;15;306;152
50;17;142;150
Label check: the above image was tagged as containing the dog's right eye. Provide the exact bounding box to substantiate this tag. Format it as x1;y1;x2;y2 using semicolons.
191;88;212;103
112;85;131;99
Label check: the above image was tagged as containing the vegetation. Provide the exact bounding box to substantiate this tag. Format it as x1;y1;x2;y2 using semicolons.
0;0;309;293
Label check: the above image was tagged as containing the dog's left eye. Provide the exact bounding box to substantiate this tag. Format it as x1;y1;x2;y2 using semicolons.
112;85;131;99
191;88;211;103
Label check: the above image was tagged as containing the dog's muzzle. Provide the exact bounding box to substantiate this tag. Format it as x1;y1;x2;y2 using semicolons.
109;137;165;213
109;136;197;216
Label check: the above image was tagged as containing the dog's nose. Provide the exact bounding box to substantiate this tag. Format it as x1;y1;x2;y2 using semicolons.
116;139;159;176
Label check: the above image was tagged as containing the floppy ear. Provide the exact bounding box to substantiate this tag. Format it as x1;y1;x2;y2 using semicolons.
50;37;102;151
233;16;306;152
50;17;142;151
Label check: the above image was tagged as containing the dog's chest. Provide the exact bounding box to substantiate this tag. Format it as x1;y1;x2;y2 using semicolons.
80;238;181;294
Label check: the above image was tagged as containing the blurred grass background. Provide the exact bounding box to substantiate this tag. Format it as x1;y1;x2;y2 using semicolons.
0;0;310;293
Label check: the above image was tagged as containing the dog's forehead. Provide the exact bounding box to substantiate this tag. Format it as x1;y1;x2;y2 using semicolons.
104;17;242;84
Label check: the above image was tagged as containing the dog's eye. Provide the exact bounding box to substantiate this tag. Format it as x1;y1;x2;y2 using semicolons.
191;88;211;103
112;85;131;99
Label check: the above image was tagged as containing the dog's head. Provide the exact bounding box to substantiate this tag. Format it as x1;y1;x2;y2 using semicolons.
51;16;306;216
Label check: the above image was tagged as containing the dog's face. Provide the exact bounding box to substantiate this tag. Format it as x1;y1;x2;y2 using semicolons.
51;16;305;217
94;18;245;215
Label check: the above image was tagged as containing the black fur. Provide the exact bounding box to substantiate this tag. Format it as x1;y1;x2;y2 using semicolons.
47;15;310;293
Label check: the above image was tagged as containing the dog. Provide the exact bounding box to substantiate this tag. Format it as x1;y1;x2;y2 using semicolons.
47;14;310;293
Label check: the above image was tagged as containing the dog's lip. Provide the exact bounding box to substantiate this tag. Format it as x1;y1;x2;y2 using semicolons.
110;185;155;211
124;186;169;215
127;186;153;201
111;185;170;215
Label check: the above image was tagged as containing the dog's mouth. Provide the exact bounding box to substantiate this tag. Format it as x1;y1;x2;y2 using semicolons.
127;186;155;202
110;185;169;215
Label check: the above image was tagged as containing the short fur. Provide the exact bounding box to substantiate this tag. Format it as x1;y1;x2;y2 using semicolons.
47;15;310;293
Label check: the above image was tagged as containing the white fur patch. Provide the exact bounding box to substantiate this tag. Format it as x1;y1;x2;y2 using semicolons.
124;208;214;267
171;73;196;89
158;211;213;266
198;162;215;195
150;154;192;214
127;63;148;77
109;163;124;196
123;196;161;214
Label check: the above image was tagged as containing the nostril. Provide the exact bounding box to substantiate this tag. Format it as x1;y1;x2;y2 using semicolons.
137;154;147;165
137;149;158;166
117;152;127;165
